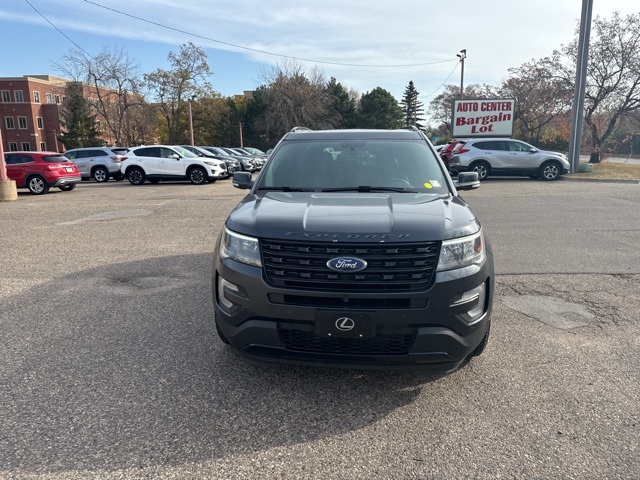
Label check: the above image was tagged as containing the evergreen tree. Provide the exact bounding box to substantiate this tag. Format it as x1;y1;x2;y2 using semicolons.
59;81;102;149
401;80;425;129
358;87;404;129
325;77;358;129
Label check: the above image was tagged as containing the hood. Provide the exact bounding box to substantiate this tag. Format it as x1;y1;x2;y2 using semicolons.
226;192;480;242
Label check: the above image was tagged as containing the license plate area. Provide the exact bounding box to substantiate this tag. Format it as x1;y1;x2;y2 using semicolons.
317;311;375;339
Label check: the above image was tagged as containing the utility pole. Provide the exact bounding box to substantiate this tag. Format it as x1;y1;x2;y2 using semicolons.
457;49;467;99
567;0;593;173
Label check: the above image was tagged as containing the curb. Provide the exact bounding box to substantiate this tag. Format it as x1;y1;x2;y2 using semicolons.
562;176;640;184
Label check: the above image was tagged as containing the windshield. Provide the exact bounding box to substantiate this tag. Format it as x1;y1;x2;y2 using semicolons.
258;139;449;194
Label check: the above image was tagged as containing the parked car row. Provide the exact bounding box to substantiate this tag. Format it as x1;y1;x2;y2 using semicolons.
3;144;271;194
440;138;571;181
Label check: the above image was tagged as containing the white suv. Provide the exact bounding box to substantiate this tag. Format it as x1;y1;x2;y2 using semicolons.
121;145;227;185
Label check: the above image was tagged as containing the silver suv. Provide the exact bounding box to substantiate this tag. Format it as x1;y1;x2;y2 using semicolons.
63;147;128;182
449;138;571;181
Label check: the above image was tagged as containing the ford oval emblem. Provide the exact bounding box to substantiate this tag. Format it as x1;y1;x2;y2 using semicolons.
326;257;368;272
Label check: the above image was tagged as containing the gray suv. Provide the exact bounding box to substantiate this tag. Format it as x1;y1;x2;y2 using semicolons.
64;147;128;182
212;127;493;373
449;138;571;181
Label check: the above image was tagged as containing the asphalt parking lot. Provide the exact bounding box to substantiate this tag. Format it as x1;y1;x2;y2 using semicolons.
0;177;638;479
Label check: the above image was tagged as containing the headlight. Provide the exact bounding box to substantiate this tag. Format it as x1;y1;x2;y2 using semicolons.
203;160;215;166
437;230;485;271
220;228;262;267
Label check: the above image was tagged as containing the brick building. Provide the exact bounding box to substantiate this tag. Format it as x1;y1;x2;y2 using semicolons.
0;75;119;153
0;75;68;152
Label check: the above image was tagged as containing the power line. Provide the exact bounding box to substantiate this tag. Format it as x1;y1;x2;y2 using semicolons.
420;61;461;99
24;0;94;59
83;0;455;69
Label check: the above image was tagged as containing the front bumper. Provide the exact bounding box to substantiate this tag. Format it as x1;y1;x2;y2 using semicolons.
213;253;493;372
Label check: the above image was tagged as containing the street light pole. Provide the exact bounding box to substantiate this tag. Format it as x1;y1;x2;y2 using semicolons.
457;49;467;99
188;96;196;146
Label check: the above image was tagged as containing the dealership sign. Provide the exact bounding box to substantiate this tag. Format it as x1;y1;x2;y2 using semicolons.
451;99;515;137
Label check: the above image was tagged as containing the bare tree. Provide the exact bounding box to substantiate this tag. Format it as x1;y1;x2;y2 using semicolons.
54;46;144;146
553;12;640;153
257;60;333;140
144;42;212;144
500;57;572;144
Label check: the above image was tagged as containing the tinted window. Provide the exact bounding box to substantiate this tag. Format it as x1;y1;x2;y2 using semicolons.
135;147;158;157
42;155;69;163
509;141;532;152
110;148;129;156
5;154;34;165
64;151;77;160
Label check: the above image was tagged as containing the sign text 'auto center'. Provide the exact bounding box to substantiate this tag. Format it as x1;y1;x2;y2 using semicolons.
451;99;515;137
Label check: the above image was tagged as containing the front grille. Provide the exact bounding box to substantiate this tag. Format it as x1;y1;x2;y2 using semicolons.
279;328;414;355
261;239;439;293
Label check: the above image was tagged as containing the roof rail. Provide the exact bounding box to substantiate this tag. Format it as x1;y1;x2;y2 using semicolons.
290;126;312;132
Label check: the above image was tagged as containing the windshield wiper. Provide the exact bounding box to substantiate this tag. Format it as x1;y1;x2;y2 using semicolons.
321;186;419;193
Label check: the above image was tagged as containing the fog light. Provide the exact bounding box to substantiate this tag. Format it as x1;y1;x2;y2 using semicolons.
451;282;487;325
218;277;240;310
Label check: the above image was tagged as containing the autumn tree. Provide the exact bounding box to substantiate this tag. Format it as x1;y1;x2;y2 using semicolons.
428;84;497;136
552;12;640;153
500;57;572;145
144;42;212;144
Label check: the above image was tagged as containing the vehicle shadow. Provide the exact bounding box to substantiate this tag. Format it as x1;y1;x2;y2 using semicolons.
0;253;438;475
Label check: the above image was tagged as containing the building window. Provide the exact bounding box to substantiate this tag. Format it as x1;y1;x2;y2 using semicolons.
18;116;28;129
37;117;44;129
34;91;40;103
40;142;46;151
5;116;14;129
46;93;53;103
55;95;60;104
1;90;9;102
9;142;18;151
14;90;24;102
22;142;31;151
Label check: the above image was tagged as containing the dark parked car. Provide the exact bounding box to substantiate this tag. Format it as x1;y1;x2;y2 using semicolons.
212;127;493;373
4;151;81;194
200;147;242;174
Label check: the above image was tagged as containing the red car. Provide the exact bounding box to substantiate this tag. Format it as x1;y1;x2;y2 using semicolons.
440;139;468;166
4;151;81;194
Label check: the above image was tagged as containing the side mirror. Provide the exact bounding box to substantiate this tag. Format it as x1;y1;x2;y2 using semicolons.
454;171;480;190
232;171;253;190
171;153;180;159
529;148;538;154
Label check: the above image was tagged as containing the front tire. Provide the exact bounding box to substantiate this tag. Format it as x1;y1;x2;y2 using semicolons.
470;161;490;181
189;167;207;185
472;321;491;356
93;167;109;183
28;175;49;194
127;167;146;185
539;161;561;181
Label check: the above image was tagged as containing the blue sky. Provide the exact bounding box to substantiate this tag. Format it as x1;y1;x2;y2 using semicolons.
1;0;638;103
